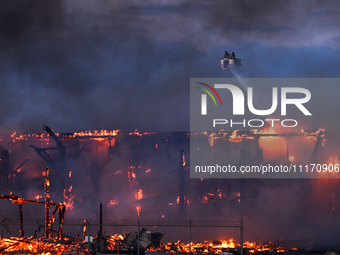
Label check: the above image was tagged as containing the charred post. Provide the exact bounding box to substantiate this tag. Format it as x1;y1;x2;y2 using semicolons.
58;205;66;240
240;219;243;255
83;220;87;240
179;149;186;217
51;206;58;239
19;203;24;237
30;125;67;199
14;158;29;172
0;147;10;187
45;166;50;239
310;130;323;163
99;202;103;239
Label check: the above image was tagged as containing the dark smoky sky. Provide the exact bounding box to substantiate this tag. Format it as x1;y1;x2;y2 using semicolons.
0;0;340;133
2;2;340;248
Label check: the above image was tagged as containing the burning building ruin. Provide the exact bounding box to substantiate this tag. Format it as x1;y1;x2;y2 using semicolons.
0;125;339;253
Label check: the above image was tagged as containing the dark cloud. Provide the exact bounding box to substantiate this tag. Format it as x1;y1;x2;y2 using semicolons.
123;3;209;15
0;1;63;41
0;0;339;134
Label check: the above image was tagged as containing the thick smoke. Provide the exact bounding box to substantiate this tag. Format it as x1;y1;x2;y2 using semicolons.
1;0;340;250
0;1;340;133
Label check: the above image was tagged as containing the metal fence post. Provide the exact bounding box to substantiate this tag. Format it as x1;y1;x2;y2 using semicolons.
138;220;140;255
86;220;91;255
189;220;192;255
36;221;39;254
240;219;243;255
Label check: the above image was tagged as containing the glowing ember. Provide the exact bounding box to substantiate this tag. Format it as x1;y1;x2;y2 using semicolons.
34;195;42;200
252;127;276;135
207;132;216;146
183;153;186;166
147;238;292;254
135;189;143;200
63;187;76;210
228;129;254;143
0;234;298;254
111;200;118;204
136;203;141;216
0;237;79;254
129;129;143;136
73;129;120;137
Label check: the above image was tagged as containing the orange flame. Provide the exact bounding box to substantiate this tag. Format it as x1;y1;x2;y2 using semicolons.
108;200;119;207
63;187;75;210
135;189;143;200
73;129;120;137
136;203;141;216
0;236;295;253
